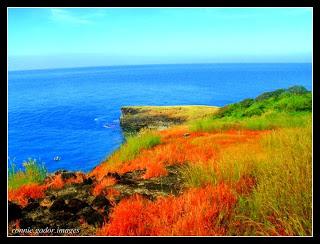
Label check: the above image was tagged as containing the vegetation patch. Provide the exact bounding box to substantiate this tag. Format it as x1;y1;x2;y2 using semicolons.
8;158;47;190
190;86;311;133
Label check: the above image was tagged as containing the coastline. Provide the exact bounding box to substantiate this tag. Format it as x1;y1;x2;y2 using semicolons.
8;86;312;236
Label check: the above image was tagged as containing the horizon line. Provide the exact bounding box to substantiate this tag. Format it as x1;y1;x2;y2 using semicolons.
8;61;312;73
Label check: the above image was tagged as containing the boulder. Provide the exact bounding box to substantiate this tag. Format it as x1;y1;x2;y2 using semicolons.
23;201;40;212
66;198;89;214
91;195;111;209
80;207;104;227
61;172;77;180
49;198;66;212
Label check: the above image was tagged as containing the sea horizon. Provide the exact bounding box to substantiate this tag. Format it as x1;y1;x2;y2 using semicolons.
8;61;313;73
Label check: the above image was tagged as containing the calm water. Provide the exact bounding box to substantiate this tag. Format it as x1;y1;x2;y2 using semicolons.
8;63;312;172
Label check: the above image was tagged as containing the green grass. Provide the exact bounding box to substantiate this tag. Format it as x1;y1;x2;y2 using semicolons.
8;158;47;189
181;163;217;188
117;130;161;162
189;86;311;133
190;112;311;132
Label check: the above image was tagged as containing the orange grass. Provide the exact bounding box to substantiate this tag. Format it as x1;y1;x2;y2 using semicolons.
8;183;47;207
97;183;237;236
92;176;117;196
234;176;257;196
104;188;121;202
91;128;267;181
44;172;86;190
45;175;64;189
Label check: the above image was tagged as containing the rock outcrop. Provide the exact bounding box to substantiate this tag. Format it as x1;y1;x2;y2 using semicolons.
120;105;219;133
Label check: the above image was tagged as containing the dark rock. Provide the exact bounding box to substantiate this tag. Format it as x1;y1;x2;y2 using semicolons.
19;217;48;229
118;172;138;185
55;211;77;222
103;205;111;216
49;195;56;201
49;198;66;212
28;198;37;204
19;217;36;229
61;172;76;180
82;210;104;227
82;177;94;185
92;195;111;209
23;201;40;212
107;172;121;181
120;107;185;133
8;202;22;222
118;178;137;185
66;198;88;214
55;170;68;175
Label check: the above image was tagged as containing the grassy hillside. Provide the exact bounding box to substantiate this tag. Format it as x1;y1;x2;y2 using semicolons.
190;85;311;132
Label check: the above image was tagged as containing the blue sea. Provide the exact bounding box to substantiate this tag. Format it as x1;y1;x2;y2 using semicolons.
8;63;312;172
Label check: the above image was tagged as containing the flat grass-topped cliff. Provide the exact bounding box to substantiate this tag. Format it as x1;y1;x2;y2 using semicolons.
120;105;219;133
8;86;312;236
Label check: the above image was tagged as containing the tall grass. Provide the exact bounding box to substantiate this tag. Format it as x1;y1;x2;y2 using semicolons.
118;131;161;162
103;130;161;169
190;112;311;132
181;124;312;235
181;162;218;188
235;125;312;236
8;158;47;190
181;142;261;188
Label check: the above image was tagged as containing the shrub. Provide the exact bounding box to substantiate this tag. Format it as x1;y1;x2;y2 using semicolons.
240;98;255;108
8;158;47;190
274;93;312;112
212;86;311;121
255;88;286;101
286;85;309;94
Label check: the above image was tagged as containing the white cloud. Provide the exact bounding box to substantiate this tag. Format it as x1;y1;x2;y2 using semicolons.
49;8;106;25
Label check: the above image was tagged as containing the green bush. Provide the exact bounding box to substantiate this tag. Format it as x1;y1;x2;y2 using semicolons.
255;88;286;101
274;93;312;112
287;85;309;94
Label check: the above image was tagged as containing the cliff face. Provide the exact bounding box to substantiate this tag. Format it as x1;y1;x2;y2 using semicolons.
120;105;220;133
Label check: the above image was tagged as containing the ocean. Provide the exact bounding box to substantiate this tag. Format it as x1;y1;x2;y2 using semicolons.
8;63;312;172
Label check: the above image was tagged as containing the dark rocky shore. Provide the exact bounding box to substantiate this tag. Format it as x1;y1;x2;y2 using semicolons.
8;166;183;236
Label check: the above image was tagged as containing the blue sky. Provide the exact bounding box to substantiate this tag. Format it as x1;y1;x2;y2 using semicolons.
8;7;312;70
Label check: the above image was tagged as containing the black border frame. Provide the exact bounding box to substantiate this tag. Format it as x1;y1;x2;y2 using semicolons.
1;0;319;242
